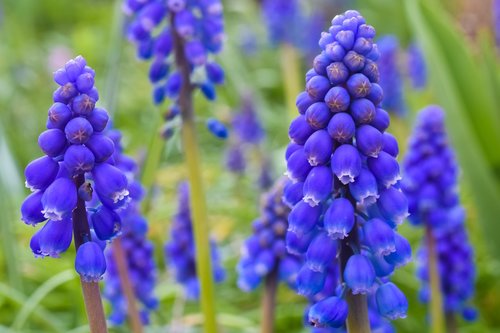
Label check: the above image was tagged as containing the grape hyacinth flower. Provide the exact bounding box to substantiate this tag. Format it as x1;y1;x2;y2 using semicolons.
224;94;272;188
237;177;301;292
123;0;226;137
284;10;411;330
103;129;158;326
406;42;427;90
20;56;131;331
21;56;130;279
402;106;476;324
165;182;225;300
262;0;301;47
377;35;406;116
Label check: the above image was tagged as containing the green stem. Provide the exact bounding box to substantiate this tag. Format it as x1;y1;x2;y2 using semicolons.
140;116;165;213
427;227;446;333
112;239;144;333
261;264;279;333
279;43;302;121
73;175;108;333
172;13;218;333
445;312;458;333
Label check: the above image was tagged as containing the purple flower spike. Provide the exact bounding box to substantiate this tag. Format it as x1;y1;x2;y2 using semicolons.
283;10;411;327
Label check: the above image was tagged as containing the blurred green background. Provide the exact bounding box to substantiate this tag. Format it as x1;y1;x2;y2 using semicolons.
0;0;499;332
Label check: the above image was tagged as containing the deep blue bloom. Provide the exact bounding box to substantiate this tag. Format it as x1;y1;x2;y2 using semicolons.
20;56;131;282
123;0;225;136
309;296;348;328
406;42;427;89
402;106;476;320
76;241;107;283
165;182;225;299
376;36;406;116
237;177;301;292
103;129;158;325
206;118;228;139
375;282;408;320
283;10;410;327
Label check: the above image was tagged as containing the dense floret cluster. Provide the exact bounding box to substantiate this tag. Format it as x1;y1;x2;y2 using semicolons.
103;130;158;325
284;10;411;329
165;182;225;299
237;177;301;291
123;0;225;105
402;106;476;320
21;56;130;282
377;36;406;115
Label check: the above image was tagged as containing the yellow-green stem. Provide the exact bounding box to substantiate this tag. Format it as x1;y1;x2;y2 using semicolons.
172;13;218;333
279;43;302;121
427;227;446;333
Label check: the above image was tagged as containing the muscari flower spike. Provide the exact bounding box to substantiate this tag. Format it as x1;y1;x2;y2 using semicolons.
402;105;477;321
283;10;411;329
224;94;272;188
103;129;158;326
377;35;406;116
237;177;302;292
262;0;301;47
21;56;131;282
123;0;226;138
165;182;225;300
406;42;427;90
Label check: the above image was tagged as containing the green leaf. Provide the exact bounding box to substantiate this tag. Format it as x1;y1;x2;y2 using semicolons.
404;0;500;257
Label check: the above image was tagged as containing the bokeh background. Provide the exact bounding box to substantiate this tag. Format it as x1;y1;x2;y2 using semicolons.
0;0;499;332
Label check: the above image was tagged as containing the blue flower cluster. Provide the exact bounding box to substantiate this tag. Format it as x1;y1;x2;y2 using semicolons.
103;129;158;326
284;10;411;329
402;106;476;320
377;36;406;116
261;0;301;46
164;182;225;299
225;94;271;188
21;56;130;282
406;42;427;90
123;0;225;106
237;177;301;291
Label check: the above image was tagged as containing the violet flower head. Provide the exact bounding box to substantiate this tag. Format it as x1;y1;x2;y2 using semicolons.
377;35;406;116
165;182;225;300
21;56;131;281
402;105;476;320
103;129;158;326
407;42;427;90
123;0;226;137
237;177;302;292
123;0;224;104
262;0;301;46
284;10;411;328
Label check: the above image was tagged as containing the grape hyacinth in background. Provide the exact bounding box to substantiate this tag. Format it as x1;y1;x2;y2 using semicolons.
494;0;500;48
165;182;225;300
123;0;226;137
21;56;130;282
261;0;301;47
402;106;477;323
284;10;411;330
103;129;158;326
237;177;301;292
377;35;406;116
407;42;427;90
225;94;272;188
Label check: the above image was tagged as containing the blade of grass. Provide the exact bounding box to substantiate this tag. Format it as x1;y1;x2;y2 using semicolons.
11;270;75;331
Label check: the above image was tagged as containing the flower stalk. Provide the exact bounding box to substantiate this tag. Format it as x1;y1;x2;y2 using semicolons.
172;13;218;333
280;44;301;121
261;264;279;333
72;175;108;333
427;227;445;333
111;238;144;333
